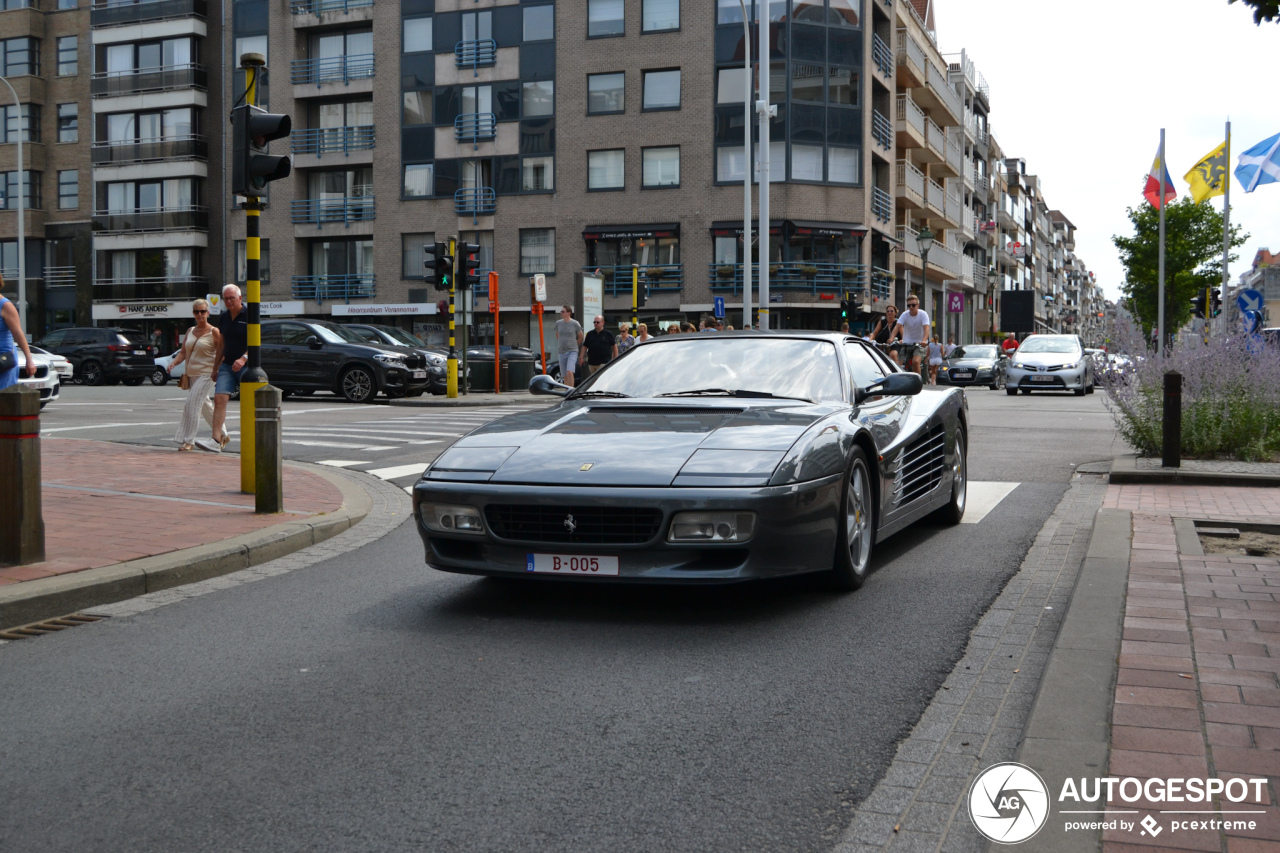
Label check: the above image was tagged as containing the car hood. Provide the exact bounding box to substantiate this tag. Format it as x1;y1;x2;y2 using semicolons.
944;357;995;368
429;401;837;486
1012;351;1082;368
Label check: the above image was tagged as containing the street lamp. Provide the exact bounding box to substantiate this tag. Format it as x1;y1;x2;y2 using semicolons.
987;266;998;340
0;73;26;336
916;225;934;341
736;0;751;330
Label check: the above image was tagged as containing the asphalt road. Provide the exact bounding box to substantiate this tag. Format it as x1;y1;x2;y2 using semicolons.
0;385;1128;852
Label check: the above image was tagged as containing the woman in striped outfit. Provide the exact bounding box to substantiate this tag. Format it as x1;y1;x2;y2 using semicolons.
168;299;221;451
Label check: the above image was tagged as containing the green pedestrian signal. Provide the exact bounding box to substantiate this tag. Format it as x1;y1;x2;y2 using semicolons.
426;241;453;292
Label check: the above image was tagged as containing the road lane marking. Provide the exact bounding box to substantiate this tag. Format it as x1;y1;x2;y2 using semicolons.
42;422;171;432
283;431;443;445
283;439;397;451
960;482;1020;524
316;460;367;468
365;463;430;480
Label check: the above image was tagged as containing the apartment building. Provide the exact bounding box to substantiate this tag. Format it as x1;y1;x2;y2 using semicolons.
0;0;92;336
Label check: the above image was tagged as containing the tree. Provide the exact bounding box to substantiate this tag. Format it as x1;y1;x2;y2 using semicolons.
1229;0;1280;23
1112;197;1247;338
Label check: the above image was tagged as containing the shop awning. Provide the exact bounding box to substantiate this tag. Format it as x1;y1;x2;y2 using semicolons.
583;223;680;240
710;219;784;237
786;220;868;239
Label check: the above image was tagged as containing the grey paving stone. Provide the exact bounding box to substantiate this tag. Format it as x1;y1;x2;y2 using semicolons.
882;761;932;788
931;753;979;779
914;774;970;804
896;738;943;764
899;801;958;835
859;785;916;816
886;830;942;853
845;811;901;846
953;715;996;735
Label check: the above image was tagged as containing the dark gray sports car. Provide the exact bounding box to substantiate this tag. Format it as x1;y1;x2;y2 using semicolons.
412;332;968;589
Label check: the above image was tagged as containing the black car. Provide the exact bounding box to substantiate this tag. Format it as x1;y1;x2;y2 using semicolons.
35;327;156;386
344;323;450;395
936;344;1008;390
259;319;431;403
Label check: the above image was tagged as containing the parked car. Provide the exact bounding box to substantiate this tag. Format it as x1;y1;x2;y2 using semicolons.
29;345;73;383
18;350;60;408
259;319;432;403
1005;334;1095;396
151;351;185;386
35;327;156;386
344;323;450;395
936;344;1007;390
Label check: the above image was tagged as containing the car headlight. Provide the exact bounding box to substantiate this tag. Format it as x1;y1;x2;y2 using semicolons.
668;511;756;542
1012;362;1027;370
419;503;485;534
374;353;406;366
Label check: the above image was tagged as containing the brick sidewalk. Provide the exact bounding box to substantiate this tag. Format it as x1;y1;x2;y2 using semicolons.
1101;483;1280;852
0;438;343;585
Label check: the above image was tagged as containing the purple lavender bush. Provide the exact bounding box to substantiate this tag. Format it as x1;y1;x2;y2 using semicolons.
1100;319;1280;460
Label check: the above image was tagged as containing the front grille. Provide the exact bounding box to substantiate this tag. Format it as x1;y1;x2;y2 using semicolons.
485;504;663;544
893;424;946;506
33;365;48;379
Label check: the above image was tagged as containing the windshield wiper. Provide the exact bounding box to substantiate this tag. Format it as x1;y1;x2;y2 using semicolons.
658;388;815;403
570;390;631;398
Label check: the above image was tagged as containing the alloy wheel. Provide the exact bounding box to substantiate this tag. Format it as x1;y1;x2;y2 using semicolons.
81;361;104;386
846;459;873;577
342;367;375;403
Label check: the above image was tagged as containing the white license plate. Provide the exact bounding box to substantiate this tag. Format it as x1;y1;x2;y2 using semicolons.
412;370;427;379
133;349;146;355
951;372;973;380
1031;375;1055;382
526;553;620;576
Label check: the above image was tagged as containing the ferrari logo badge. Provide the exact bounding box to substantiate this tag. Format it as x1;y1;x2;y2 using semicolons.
579;463;594;471
564;514;578;533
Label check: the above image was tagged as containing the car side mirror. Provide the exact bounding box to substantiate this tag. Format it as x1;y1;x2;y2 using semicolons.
305;335;323;349
529;373;571;397
856;372;923;404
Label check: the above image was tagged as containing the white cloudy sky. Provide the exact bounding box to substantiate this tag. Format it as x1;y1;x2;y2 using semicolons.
931;0;1279;301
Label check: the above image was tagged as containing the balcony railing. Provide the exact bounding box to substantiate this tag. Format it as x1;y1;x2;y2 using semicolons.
291;274;375;304
927;60;963;123
925;177;944;215
290;54;375;86
870;267;893;301
91;136;207;165
896;159;925;206
290;0;372;13
872;187;892;223
708;262;866;295
44;266;77;286
91;0;206;27
898;226;920;258
871;110;892;151
454;112;497;148
945;128;963;174
93;275;208;290
589;264;684;295
291;125;375;157
895;94;925;139
455;39;497;75
944;183;962;225
93;206;208;233
924;116;945;159
896;28;926;83
927;239;961;277
454;186;496;219
871;33;893;77
91;64;207;97
290;196;375;225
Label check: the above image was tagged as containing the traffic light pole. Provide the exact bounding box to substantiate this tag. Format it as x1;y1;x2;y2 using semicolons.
240;58;268;495
447;237;458;398
631;264;639;332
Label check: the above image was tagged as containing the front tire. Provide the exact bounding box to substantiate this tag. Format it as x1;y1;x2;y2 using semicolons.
1021;388;1032;395
1006;386;1017;396
935;428;967;524
340;365;376;404
80;360;105;386
150;367;169;386
830;447;875;591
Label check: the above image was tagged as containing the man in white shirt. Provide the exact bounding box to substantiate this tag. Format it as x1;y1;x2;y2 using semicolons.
893;294;931;377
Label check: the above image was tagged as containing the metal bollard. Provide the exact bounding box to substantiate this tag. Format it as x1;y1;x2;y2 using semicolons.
255;385;283;514
1162;370;1181;469
0;386;45;565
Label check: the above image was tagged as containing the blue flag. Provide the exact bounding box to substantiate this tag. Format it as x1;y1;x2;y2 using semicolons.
1235;132;1280;193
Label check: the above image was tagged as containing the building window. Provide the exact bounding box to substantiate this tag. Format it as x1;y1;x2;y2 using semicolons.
403;163;434;198
56;36;77;76
57;170;78;210
716;146;746;182
522;155;553;191
401;232;434;279
523;4;554;41
587;0;624;37
587;72;624;114
57;0;77;8
0;171;41;209
403;17;432;53
234;240;272;284
234;35;267;64
642;69;680;111
829;68;858;105
792;63;823;103
642;0;678;32
828;147;858;184
0;38;39;77
522;81;554;117
587;149;624;190
829;0;860;27
57;103;77;143
642;146;679;188
716;67;747;104
520;229;555;274
1;104;39;143
792;144;824;181
402;90;432;125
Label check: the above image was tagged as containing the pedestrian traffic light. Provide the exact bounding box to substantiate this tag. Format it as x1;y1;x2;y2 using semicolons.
426;241;453;291
231;103;291;197
839;298;850;320
1190;289;1207;319
1211;287;1222;318
458;242;482;290
637;279;649;308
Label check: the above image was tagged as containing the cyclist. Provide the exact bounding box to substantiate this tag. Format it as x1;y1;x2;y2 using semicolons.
893;294;931;378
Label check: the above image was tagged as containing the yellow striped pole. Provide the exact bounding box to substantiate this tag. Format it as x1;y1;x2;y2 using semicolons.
239;61;266;493
446;236;458;398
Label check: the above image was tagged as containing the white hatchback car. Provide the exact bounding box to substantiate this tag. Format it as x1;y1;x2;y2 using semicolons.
1005;334;1095;396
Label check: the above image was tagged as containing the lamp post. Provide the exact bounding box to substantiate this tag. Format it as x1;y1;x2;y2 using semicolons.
0;74;26;335
916;222;934;320
736;0;751;330
987;266;998;341
756;0;775;329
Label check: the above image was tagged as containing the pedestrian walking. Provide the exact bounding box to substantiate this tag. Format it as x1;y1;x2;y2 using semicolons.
871;305;900;364
715;319;725;332
554;306;584;387
681;322;696;333
617;322;636;354
0;283;36;391
892;295;931;378
841;321;850;334
580;315;617;376
927;335;943;385
168;299;221;452
944;337;957;358
198;284;247;453
636;323;652;343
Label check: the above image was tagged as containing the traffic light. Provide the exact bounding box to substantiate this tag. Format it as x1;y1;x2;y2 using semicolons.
1211;288;1222;318
636;279;649;308
458;242;482;289
231;104;291;197
839;299;850;320
1190;288;1207;319
425;241;453;291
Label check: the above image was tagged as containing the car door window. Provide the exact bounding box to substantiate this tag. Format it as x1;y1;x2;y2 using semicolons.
279;323;312;345
260;324;282;344
844;342;886;395
40;330;68;347
350;327;379;343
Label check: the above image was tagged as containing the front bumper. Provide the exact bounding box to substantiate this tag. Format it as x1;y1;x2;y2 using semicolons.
19;374;59;402
937;366;996;386
1007;363;1087;391
412;476;843;583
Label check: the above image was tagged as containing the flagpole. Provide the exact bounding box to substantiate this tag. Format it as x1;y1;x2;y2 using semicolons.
1221;119;1231;338
1158;128;1167;356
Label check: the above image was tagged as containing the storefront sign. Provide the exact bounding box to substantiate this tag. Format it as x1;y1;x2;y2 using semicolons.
582;274;603;322
204;297;304;316
583;224;679;240
948;292;965;313
331;303;438;316
92;302;186;320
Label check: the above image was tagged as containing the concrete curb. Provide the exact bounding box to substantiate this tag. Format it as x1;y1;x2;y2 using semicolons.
1010;507;1131;853
0;461;373;631
389;393;540;408
1109;454;1280;487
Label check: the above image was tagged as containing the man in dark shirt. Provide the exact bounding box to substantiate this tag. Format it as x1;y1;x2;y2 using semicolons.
198;284;248;452
579;315;618;376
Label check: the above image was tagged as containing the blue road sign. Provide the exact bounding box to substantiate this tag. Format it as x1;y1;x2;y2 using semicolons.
1237;288;1265;314
1242;308;1262;334
713;297;725;319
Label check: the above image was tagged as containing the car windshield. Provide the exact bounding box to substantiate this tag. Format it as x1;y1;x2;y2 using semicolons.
313;322;368;345
1017;337;1079;354
381;327;425;346
576;337;844;402
117;331;149;346
951;345;996;359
